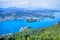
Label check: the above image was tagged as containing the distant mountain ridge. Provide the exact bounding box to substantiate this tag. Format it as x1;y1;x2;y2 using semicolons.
0;7;60;22
0;7;60;12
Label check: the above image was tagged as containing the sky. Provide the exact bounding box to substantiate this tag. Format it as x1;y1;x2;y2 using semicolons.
0;0;60;10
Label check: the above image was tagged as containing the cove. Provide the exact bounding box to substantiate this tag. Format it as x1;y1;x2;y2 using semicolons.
0;18;57;36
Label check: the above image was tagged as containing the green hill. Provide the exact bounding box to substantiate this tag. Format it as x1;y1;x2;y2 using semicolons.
0;23;60;40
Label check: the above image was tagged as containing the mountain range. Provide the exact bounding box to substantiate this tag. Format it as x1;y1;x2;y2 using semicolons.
0;7;60;22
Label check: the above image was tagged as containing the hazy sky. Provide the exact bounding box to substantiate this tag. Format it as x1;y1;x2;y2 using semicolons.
0;0;60;9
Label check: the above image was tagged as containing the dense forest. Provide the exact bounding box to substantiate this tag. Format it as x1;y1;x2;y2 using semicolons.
0;22;60;40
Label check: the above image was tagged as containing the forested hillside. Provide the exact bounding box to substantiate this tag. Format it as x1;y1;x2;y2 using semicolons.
0;22;60;40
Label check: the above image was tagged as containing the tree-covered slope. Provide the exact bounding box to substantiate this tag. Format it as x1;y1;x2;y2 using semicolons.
0;23;60;40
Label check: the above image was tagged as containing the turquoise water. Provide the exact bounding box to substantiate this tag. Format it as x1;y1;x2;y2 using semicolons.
0;12;60;36
0;18;57;36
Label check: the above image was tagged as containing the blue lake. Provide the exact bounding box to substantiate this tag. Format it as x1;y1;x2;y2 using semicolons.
0;18;57;36
0;13;60;36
